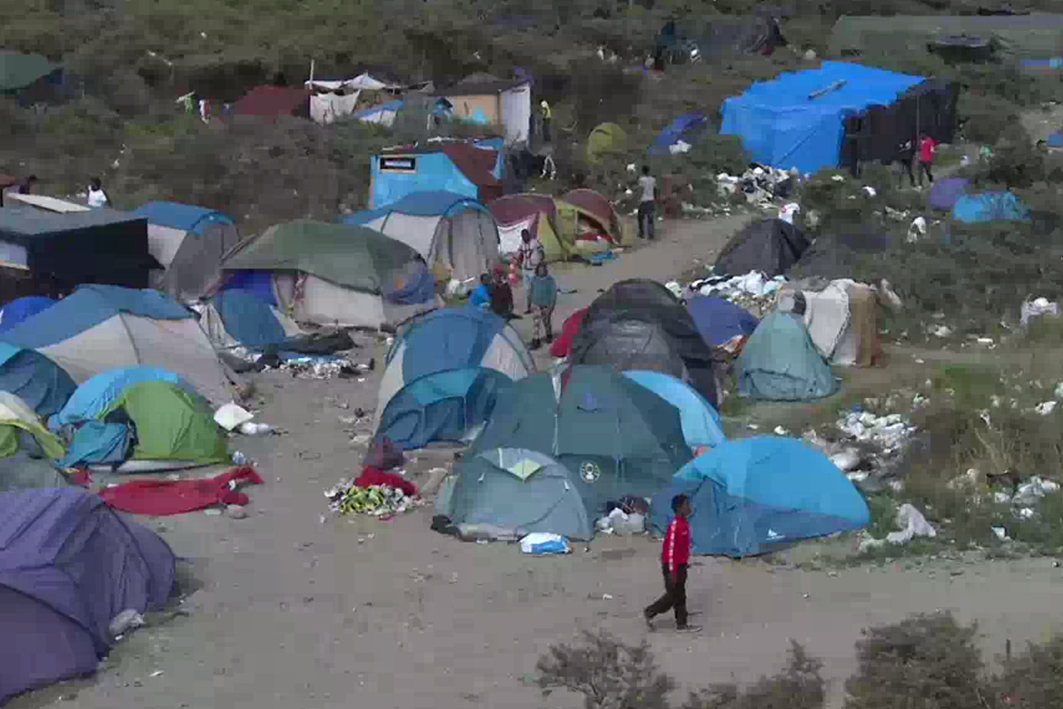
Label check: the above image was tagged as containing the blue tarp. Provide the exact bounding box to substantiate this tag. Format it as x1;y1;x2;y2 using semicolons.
211;290;287;349
720;62;924;173
370;153;481;208
685;295;760;347
649;112;706;155
651;436;869;557
738;312;837;401
622;370;725;449
927;177;969;211
132;201;233;234
1049;133;1063;148
383;260;436;306
221;270;277;306
49;367;192;430
0;296;56;334
952;191;1030;224
0;343;76;417
345;191;490;225
0;286;193;350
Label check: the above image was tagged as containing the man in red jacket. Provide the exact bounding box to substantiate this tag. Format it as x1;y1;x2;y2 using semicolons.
644;494;701;632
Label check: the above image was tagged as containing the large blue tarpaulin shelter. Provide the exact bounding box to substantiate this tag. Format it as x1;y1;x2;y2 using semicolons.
720;62;924;173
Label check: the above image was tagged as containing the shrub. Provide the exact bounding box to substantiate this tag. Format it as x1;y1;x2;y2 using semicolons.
994;634;1063;708
682;641;826;709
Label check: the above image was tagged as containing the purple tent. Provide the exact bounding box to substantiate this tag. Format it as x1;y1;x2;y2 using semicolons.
0;489;176;703
927;177;969;211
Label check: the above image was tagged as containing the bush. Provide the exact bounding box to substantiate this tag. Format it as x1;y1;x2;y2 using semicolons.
994;634;1063;708
682;641;826;709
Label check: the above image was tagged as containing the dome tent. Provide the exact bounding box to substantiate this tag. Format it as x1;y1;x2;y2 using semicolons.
714;218;810;278
560;188;625;246
0;391;66;492
487;193;568;260
49;367;193;430
0;296;55;333
738;312;837;401
0;342;76;417
651;436;869;557
622;370;725;450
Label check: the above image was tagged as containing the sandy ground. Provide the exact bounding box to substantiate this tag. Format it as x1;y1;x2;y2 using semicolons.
13;218;1063;709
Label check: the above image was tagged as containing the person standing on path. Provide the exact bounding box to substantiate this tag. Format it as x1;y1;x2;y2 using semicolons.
637;165;657;240
517;229;544;314
918;134;936;187
87;177;109;208
529;262;557;351
644;494;701;632
540;100;552;144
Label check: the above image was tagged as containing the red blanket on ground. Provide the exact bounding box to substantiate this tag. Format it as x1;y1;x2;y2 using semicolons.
98;467;264;515
354;466;418;497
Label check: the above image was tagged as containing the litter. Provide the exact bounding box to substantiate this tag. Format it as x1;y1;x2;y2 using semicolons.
907;216;927;243
664;281;683;299
238;421;274;435
214;402;254;432
991;526;1011;541
325;481;422;517
595;508;646;535
888;503;936;544
519;533;571;555
778;203;800;224
1021;297;1059;326
1014;476;1061;504
830;449;863;472
1034;401;1057;416
99;467;264;516
108;609;145;637
862;186;877;197
226;504;247;519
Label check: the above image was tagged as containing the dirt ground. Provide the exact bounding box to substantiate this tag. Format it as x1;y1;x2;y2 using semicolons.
13;217;1063;709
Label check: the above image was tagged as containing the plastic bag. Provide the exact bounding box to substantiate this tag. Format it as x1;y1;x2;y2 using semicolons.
519;533;571;555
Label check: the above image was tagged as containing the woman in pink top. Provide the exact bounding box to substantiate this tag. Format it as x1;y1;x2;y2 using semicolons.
918;134;936;186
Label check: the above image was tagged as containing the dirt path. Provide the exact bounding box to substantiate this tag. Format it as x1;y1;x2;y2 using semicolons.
13;216;1063;709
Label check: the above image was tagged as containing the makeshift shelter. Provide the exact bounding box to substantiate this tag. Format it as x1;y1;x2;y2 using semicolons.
305;73;401;125
0;391;66;492
651;436;869;557
650;112;708;155
778;280;881;367
685;295;760;350
738;312;837;400
928;177;969;211
952;191;1030;223
586;123;628;164
231;85;310;119
560;189;626;246
437;74;532;144
622;371;725;450
345;191;501;284
198;289;303;351
0;488;175;702
221;221;440;329
0;285;235;405
487;194;567;259
374;307;534;449
438;366;692;539
571;280;718;406
0;295;55;333
352;99;403;127
131;201;239;301
370;144;503;208
0;343;75;417
49;367;194;431
714;219;810;277
720;62;927;173
0;206;158;292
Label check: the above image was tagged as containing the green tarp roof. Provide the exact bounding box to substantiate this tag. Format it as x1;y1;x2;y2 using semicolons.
222;220;422;293
829;14;1063;58
0;50;59;92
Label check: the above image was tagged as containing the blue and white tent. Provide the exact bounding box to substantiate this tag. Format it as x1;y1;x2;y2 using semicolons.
374;307;534;449
622;371;725;449
652;436;869;557
0;343;75;417
197;289;303;351
345;191;501;283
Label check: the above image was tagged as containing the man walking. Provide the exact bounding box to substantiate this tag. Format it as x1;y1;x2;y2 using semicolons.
918;133;936;187
644;494;701;632
896;139;916;188
517;229;544;314
637;165;656;240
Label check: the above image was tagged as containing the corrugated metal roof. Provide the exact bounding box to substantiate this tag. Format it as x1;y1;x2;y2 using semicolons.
232;86;310;117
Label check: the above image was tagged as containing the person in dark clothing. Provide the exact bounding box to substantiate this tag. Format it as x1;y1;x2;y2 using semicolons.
896;140;916;188
18;175;37;195
644;494;701;632
637;165;657;240
489;265;515;320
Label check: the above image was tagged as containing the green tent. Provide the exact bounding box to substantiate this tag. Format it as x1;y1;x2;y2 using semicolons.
103;381;228;464
0;390;68;491
586;123;628;165
738;312;837;401
0;50;60;93
222;220;422;293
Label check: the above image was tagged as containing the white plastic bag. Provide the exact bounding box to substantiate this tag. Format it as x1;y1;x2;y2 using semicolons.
214;402;254;432
519;533;571;555
886;503;936;544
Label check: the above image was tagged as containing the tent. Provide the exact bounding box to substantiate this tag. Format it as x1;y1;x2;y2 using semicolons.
0;391;66;492
685;296;760;348
0;488;175;702
232;85;311;118
0;295;55;333
586;123;628;164
738;312;837;400
487;193;567;259
0;285;235;405
571;279;718;406
222;221;441;329
0;50;63;98
928;177;969;211
720;62;925;173
438;366;692;539
198;289;303;351
437;74;532;144
778;280;882;367
131;201;240;301
952;191;1030;223
375;307;534;449
650;112;707;155
0;342;75;417
345;191;501;284
622;371;725;450
49;367;194;430
1048;132;1063;148
651;436;869;557
306;73;401;125
560;189;626;246
370;144;503;208
550;308;587;358
715;219;810;278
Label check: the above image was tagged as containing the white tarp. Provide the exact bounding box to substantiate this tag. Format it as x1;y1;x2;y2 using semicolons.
500;84;531;145
802;281;851;360
310;90;361;124
306;73;392;92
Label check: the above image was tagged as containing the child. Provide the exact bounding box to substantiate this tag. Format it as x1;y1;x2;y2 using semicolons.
529;262;556;350
469;273;492;311
644;494;701;632
490;265;515;320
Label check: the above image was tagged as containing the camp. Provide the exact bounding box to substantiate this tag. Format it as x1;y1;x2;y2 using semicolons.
436;365;692;540
0;342;75;417
435;73;532;144
132;201;240;301
738;312;837;401
651;436;870;557
714;218;810;278
344;191;501;285
370;143;503;208
570;279;718;407
221;220;441;330
0;391;66;492
374;307;534;450
0;285;237;405
0;488;175;703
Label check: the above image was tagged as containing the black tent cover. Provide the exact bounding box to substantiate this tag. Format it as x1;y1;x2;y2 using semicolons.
714;218;810;278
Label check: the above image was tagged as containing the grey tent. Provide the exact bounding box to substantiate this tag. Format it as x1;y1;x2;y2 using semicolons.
738;312;837;401
714;219;810;278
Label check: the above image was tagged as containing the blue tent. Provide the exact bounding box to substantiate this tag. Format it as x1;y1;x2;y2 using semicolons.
685;295;760;347
720;62;924;173
651;436;869;557
927;177;969;211
210;290;287;349
220;270;277;306
132;201;233;235
952;192;1030;224
649;112;707;155
1048;133;1063;148
375;307;535;449
622;371;725;449
0;296;56;334
369;145;501;209
49;367;193;430
738;312;837;400
344;191;491;226
0;343;75;417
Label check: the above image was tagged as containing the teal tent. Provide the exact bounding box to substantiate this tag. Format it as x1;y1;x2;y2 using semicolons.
0;343;75;417
738;312;837;401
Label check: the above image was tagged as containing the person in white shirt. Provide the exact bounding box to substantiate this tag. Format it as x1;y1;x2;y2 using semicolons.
637;165;656;239
87;177;108;208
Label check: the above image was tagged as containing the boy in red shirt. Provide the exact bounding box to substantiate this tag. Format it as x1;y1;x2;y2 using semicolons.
644;494;701;632
918;133;936;187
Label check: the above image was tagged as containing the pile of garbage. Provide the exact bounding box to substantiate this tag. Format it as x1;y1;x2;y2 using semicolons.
325;481;422;518
716;165;798;207
803;401;920;486
272;356;371;381
688;271;786;315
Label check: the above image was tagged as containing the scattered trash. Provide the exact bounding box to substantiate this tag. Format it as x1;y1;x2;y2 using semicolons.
929;324;952;338
690;270;786;314
829;448;862;472
773;425;790;436
991;526;1011;542
1014;476;1061;504
238;421;274;435
149;670;164;678
778;202;800;224
1017;507;1036;519
596;508;646;535
519;533;571;555
108;610;145;637
860;503;935;551
214;402;254;432
1034;401;1058;416
1021;297;1059;326
664;281;683;299
862;185;877;197
602;593;614;600
226;504;247;519
231;451;248;466
836;411;914;456
907;216;927;243
204;508;222;516
831;175;845;182
325;482;423;517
